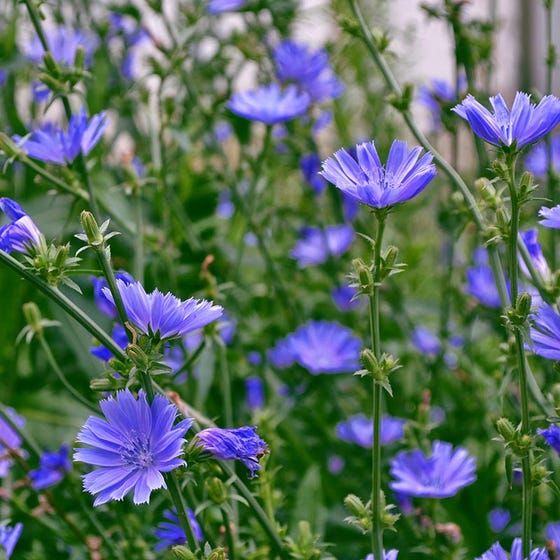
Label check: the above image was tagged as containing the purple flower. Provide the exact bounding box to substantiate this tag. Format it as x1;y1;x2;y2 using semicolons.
25;26;98;68
74;390;193;506
29;444;71;490
103;280;223;341
32;81;50;103
217;191;235;219
529;305;560;360
411;327;441;357
154;508;203;550
273;40;343;102
418;77;465;132
539;424;560;454
92;272;135;319
90;324;129;362
271;320;361;374
520;228;550;281
300;154;327;194
208;0;246;14
465;248;503;308
196;426;268;477
327;454;345;474
0;69;6;87
545;521;560;550
389;441;476;498
526;135;560;176
336;414;406;447
247;351;262;366
291;225;354;267
14;109;107;164
365;552;399;560
487;508;511;533
0;198;43;254
453;92;560;150
0;522;23;559
219;311;237;345
227;84;310;125
331;284;362;312
245;377;265;410
476;539;548;560
0;408;24;477
214;121;233;143
321;140;436;209
539;204;560;229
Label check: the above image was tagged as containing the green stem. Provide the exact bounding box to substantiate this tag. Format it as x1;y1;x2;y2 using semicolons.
134;188;145;284
0;404;41;457
216;337;233;427
222;508;236;560
74;153;101;222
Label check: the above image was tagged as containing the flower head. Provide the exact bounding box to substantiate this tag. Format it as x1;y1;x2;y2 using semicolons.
331;284;362;312
336;414;406;447
453;92;560;149
487;507;511;533
92;272;135;318
245;377;265;410
0;408;25;477
0;198;43;254
538;424;560;454
300;154;327;194
29;444;71;490
529;304;560;360
208;0;246;14
14;109;107;165
103;280;222;341
389;441;476;498
418;77;465;132
465;248;503;308
227;84;310;125
74;390;193;505
271;320;361;374
539;204;560;229
196;426;268;477
154;508;203;550
476;539;548;560
0;522;23;559
526;135;560;176
411;327;441;357
321;140;436;209
291;225;354;267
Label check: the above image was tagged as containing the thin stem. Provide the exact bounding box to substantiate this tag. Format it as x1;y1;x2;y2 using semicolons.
222;508;236;560
216;337;233;427
74;154;101;222
0;404;42;457
134;188;144;284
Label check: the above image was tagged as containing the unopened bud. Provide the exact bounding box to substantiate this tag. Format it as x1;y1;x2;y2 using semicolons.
495;208;509;230
80;211;104;247
90;378;114;391
205;477;228;505
352;258;373;294
171;546;196;560
208;549;227;560
516;292;532;319
23;302;43;335
360;348;377;375
126;344;148;368
496;417;516;442
344;494;367;516
383;246;399;270
54;244;69;269
42;52;59;75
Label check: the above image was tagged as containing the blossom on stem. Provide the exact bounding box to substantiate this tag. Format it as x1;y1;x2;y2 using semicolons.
291;225;353;267
475;538;547;560
0;198;43;255
29;444;71;490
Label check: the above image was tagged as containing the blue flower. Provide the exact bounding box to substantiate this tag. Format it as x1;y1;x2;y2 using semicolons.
92;272;135;319
526;135;560;176
90;324;129;362
0;522;23;559
336;414;406;447
270;320;361;374
214;121;233;143
227;84;310;125
529;304;560;360
389;441;476;498
331;284;362;312
273;40;343;102
208;0;246;14
245;377;265;410
418;77;465;132
219;311;237;345
538;424;560;454
291;225;354;267
545;521;560;551
25;26;98;68
453;92;560;150
103;279;223;340
327;454;345;474
29;444;71;490
520;228;551;281
465;248;503;308
0;69;6;87
0;198;43;254
539;204;560;228
476;539;548;560
196;426;268;477
0;407;25;477
487;507;511;533
14;109;108;165
300;154;327;194
365;552;399;560
154;508;203;550
411;326;441;357
74;390;193;505
32;81;50;103
247;351;262;366
321;140;436;209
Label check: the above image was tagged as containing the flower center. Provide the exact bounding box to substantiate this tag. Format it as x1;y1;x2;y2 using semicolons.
120;431;154;468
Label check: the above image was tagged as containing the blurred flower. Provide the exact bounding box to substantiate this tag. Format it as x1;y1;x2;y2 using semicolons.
529;305;560;361
0;407;24;477
273;40;343;102
219;311;237;345
227;84;310;125
526;135;560;177
321;140;436;209
538;424;560;454
313;110;332;133
103;280;222;341
411;327;441;357
342;192;359;221
465;248;503;308
29;444;71;490
196;426;268;478
418;77;465;132
331;284;362;312
0;69;6;87
475;539;547;560
0;522;23;559
25;26;98;67
31;81;50;103
291;225;353;267
208;0;246;14
74;390;193;506
271;320;361;374
14;109;107;165
245;377;265;410
336;414;406;447
247;351;262;366
519;229;551;281
545;521;560;550
217;190;235;219
0;198;43;255
327;455;345;474
154;508;203;550
487;507;511;533
300;154;327;194
214;121;233;143
389;441;476;498
90;324;129;361
453;92;560;149
539;204;560;229
365;552;399;560
91;272;135;319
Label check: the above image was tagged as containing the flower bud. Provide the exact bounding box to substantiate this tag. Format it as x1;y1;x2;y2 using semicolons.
171;546;196;560
90;378;114;391
515;292;532;319
344;494;367;517
496;417;516;442
23;302;43;336
126;344;149;369
80;211;104;247
42;52;60;75
205;477;228;505
360;348;377;375
352;258;373;294
383;246;399;270
208;549;227;560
